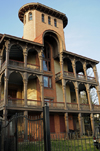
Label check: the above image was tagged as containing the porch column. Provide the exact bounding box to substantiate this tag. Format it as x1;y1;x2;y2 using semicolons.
3;108;7;126
23;73;28;106
83;62;87;80
72;59;76;78
93;65;99;84
40;76;44;107
74;82;80;110
39;48;43;72
0;56;2;69
23;52;27;68
86;84;92;111
62;79;67;109
4;70;8;106
96;86;100;105
78;113;83;136
90;113;95;135
60;52;64;76
24;110;28;141
64;113;69;137
5;40;10;66
0;77;1;101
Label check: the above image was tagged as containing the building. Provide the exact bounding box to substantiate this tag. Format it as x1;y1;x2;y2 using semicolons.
0;2;100;135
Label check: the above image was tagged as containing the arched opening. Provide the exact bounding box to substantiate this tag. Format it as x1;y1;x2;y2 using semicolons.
86;64;95;81
9;44;24;67
8;72;23;106
63;58;73;77
1;73;4;101
27;48;39;70
90;86;98;105
27;75;41;107
76;61;84;79
78;83;88;105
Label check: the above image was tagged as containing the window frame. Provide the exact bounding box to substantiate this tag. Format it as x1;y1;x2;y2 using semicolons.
29;12;32;21
48;16;51;25
42;14;45;22
43;43;51;71
43;76;52;88
54;19;57;27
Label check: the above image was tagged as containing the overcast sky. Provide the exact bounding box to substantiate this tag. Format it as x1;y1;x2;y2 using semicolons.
0;0;100;81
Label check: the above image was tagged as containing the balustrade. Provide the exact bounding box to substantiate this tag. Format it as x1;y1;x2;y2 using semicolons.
67;102;78;110
8;98;24;106
80;104;90;110
92;104;100;111
64;71;74;77
45;101;64;109
27;99;41;107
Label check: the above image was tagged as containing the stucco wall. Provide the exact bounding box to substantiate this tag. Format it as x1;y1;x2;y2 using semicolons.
63;60;68;71
66;85;71;103
54;60;60;74
56;83;63;102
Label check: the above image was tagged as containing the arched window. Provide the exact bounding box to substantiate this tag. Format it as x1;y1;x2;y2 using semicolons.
48;16;51;25
54;19;57;27
24;15;26;24
42;14;44;22
43;43;51;71
29;12;32;21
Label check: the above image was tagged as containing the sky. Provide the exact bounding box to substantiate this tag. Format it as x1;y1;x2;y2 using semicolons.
0;0;100;81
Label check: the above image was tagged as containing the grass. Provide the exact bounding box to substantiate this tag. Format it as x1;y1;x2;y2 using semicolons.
18;137;98;151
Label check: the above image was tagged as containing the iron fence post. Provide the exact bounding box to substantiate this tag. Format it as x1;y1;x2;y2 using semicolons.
0;121;2;151
43;103;51;151
15;113;18;151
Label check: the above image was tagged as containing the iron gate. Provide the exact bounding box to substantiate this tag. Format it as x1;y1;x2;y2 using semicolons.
0;104;51;151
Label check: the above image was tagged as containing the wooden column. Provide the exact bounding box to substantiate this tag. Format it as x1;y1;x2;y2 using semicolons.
39;48;43;72
72;59;76;78
83;62;87;80
86;84;92;111
96;86;100;105
60;52;64;77
24;52;27;68
93;65;99;84
64;113;69;137
78;113;83;136
74;82;80;110
23;72;28;106
62;79;67;109
5;40;10;66
90;113;95;135
40;76;44;107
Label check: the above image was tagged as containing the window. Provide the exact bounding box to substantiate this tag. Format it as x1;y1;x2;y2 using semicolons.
54;19;57;27
43;43;51;71
24;15;26;24
48;16;51;25
29;12;32;21
42;14;44;22
44;76;52;88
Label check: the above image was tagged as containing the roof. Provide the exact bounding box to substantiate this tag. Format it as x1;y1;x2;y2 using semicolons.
18;2;68;28
0;34;43;47
63;50;99;64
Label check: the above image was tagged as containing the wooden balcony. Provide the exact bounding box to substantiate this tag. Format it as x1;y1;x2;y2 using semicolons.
92;104;100;111
55;72;61;81
77;74;86;80
2;60;40;71
67;102;78;110
64;71;74;78
80;104;90;110
87;76;96;82
8;98;42;108
45;101;65;110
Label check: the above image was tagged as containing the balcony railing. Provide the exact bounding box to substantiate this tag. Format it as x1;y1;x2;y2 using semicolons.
92;104;100;111
80;104;90;110
55;72;61;80
27;63;40;71
8;98;24;107
27;99;41;107
45;101;65;109
87;76;95;82
9;59;24;67
64;71;74;78
8;59;40;71
67;102;78;110
77;74;86;80
8;97;42;108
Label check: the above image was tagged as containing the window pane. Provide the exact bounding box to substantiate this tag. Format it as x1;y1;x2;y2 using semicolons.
42;14;44;22
44;76;48;87
49;77;52;88
29;12;32;20
54;19;57;27
48;16;51;25
43;61;48;71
